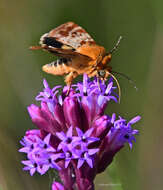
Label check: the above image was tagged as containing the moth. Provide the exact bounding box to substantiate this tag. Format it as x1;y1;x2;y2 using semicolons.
30;22;122;95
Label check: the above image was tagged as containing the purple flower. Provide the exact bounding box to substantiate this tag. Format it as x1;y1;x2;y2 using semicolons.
56;127;100;168
58;146;76;168
109;115;141;149
21;160;38;176
74;75;117;128
97;114;141;173
74;146;99;168
36;79;61;102
75;74;117;101
19;129;42;154
20;133;61;175
19;75;141;190
56;126;73;150
36;79;61;113
73;127;99;148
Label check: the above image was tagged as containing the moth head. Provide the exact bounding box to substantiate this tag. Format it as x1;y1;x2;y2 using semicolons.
98;70;106;78
98;68;111;80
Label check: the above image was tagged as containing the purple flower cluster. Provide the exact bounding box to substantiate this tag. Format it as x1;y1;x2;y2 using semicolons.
56;126;99;169
19;75;141;190
19;131;60;176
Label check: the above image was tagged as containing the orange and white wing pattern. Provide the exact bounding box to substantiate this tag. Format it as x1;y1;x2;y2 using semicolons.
39;22;96;60
45;22;96;49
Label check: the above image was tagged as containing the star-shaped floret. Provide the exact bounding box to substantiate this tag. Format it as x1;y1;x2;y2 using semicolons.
19;136;35;153
22;160;38;176
73;127;99;148
57;145;75;168
56;126;74;150
110;115;141;149
35;79;61;113
74;146;99;168
36;79;61;102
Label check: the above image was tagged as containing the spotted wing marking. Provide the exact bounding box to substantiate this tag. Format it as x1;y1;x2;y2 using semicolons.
47;22;96;49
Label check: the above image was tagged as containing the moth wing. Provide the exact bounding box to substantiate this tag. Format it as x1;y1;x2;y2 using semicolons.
30;44;87;58
39;24;93;61
47;22;96;49
42;45;91;60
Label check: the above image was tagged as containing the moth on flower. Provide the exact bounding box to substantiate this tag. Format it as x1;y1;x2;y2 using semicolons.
30;22;122;96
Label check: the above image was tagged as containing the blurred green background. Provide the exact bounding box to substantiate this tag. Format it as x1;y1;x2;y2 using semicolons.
0;0;163;190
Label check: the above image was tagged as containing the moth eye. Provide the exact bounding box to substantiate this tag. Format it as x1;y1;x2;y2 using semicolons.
98;70;106;77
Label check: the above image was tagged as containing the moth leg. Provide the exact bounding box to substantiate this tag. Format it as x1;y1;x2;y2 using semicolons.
97;77;102;92
65;71;78;95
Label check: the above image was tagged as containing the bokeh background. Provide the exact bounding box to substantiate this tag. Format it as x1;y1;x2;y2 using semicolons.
0;0;163;190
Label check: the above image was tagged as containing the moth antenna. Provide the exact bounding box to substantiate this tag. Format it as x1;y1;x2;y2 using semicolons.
109;36;122;54
109;73;121;103
112;71;138;91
